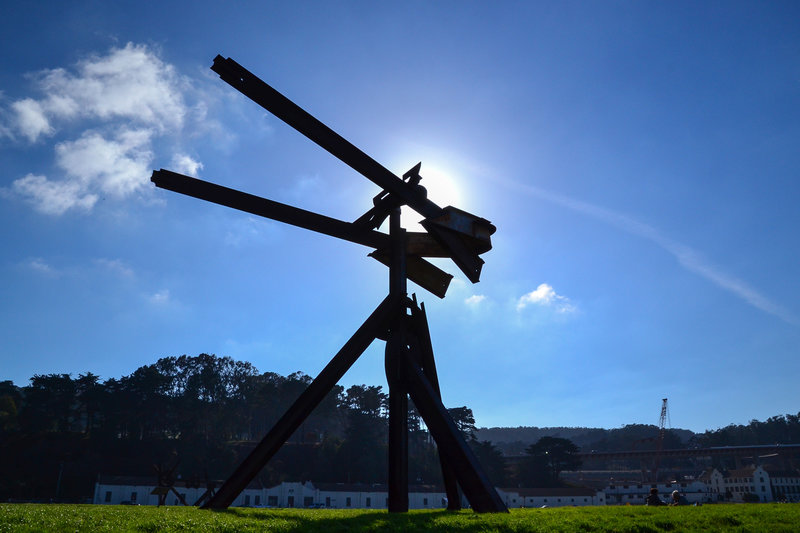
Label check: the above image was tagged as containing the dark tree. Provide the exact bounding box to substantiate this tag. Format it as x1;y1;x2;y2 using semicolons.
447;406;477;441
470;440;507;486
517;436;581;487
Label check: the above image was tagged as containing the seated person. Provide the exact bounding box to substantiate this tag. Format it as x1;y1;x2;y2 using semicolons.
646;488;665;506
670;490;689;506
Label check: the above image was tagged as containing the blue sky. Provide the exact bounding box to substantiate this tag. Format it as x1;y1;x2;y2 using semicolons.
2;1;799;433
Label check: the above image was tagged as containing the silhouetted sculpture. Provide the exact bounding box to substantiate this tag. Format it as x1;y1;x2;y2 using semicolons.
151;55;507;513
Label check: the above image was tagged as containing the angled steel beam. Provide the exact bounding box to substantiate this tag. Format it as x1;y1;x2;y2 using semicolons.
211;55;443;221
203;294;401;509
407;299;461;510
404;356;508;513
152;169;452;297
209;55;495;284
152;169;386;249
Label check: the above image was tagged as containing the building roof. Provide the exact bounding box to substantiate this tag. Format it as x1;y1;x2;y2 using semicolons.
500;487;598;497
311;482;444;493
763;468;800;478
726;467;760;478
96;474;262;490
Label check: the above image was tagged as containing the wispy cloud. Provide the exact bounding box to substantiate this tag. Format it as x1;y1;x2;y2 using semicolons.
465;294;487;308
23;257;59;277
95;258;135;278
510;182;799;326
148;289;170;305
3;42;206;215
517;283;577;314
171;153;203;176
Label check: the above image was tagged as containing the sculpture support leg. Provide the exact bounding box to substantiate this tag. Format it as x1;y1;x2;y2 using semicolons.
404;356;508;513
386;357;409;512
386;207;409;512
203;294;399;509
407;299;461;510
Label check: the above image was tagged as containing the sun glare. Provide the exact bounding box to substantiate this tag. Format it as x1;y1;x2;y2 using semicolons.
400;163;466;230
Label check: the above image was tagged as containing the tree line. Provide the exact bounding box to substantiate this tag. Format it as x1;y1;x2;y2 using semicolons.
0;353;575;502
477;414;800;456
7;352;791;502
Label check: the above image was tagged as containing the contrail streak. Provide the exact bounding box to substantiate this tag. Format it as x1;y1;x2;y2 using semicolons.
507;181;799;326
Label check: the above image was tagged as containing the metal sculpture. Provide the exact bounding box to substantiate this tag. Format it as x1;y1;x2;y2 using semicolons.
151;55;507;513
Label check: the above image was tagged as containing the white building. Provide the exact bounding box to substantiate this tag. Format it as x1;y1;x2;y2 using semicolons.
603;480;712;505
497;487;605;508
93;475;263;507
704;466;800;503
93;477;604;509
93;477;450;509
765;468;800;503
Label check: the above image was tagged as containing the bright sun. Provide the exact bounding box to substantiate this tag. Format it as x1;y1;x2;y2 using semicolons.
400;163;465;230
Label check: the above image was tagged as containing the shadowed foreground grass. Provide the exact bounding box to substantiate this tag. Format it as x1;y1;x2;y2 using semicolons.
1;503;799;532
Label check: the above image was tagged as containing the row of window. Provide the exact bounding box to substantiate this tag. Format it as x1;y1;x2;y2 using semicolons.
511;497;594;504
609;483;688;490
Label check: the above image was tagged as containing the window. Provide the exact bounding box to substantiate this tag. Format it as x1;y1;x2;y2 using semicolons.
288;496;294;507
245;495;250;506
423;498;428;506
584;498;588;502
325;497;331;507
366;497;371;507
131;492;137;502
346;497;351;507
268;496;278;506
255;495;260;506
105;491;112;503
304;497;313;507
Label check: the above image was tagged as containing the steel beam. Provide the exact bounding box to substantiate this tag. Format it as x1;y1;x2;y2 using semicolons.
404;357;508;513
211;56;442;221
407;299;461;510
203;294;400;509
152;169;452;297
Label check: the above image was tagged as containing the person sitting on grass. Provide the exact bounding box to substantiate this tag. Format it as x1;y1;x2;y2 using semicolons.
670;490;689;506
646;488;666;506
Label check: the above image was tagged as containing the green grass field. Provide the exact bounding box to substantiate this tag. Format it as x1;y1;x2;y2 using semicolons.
1;503;798;532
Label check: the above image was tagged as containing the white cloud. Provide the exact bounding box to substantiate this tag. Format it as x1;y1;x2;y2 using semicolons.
11;98;53;141
26;42;185;137
171;153;203;175
24;257;59;277
95;258;134;278
3;42;208;215
465;294;486;307
55;128;153;197
12;173;97;215
148;289;170;305
517;283;577;314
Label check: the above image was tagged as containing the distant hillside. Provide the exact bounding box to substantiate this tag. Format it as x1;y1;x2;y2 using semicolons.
475;425;696;455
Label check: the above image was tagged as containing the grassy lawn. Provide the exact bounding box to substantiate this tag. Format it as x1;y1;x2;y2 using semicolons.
1;503;798;532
